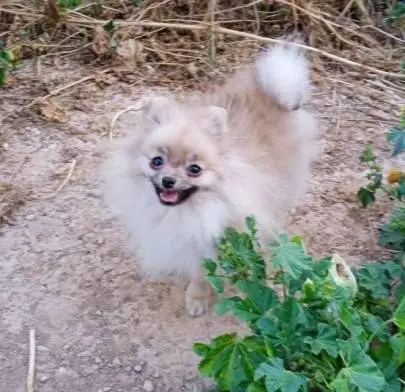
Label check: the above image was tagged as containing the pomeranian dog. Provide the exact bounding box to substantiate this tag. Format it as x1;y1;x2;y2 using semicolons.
102;38;318;317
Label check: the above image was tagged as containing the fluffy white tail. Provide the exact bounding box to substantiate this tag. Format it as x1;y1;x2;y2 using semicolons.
255;40;311;111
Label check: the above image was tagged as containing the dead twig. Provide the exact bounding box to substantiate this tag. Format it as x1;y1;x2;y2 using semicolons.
41;159;78;199
26;329;36;392
109;105;145;140
54;159;77;195
59;17;404;79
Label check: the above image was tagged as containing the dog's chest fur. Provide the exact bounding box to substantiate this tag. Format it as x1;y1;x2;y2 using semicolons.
121;184;232;276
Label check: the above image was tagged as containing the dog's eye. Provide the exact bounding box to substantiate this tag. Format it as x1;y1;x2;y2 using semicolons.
150;156;164;169
186;164;202;177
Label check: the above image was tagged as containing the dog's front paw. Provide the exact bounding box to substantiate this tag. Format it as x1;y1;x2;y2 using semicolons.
185;296;209;317
185;278;212;317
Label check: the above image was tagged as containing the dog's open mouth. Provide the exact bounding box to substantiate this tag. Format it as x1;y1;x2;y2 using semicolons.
153;185;198;206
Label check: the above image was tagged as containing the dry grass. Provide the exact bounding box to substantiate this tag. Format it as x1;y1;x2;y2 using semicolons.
0;0;404;120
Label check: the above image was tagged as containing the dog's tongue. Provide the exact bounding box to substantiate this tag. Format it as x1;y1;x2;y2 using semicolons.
160;190;180;203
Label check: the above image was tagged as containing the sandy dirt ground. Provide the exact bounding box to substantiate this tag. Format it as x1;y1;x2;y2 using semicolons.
0;60;403;392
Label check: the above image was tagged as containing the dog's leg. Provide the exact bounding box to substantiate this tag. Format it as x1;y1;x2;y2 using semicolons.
185;268;212;317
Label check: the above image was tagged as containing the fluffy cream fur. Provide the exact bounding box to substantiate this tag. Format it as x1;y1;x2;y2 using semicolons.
102;39;318;317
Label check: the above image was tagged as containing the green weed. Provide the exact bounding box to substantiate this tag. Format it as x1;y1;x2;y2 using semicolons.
0;41;17;86
193;218;404;392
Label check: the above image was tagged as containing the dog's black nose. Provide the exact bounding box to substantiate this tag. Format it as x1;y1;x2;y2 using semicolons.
162;176;176;189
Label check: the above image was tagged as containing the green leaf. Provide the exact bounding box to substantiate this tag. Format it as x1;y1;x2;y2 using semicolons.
0;44;15;86
194;334;267;391
215;297;241;315
275;297;309;331
214;282;278;322
371;341;393;363
57;0;81;8
387;2;405;20
302;278;316;300
339;302;365;339
193;342;212;357
207;276;225;293
216;225;266;282
357;187;376;208
204;259;217;274
268;234;312;280
0;68;6;86
394;280;405;304
330;377;351;392
364;315;390;340
361;144;376;162
393;296;405;330
255;358;307;392
387;127;405;157
245;216;258;239
382;377;401;392
336;341;386;392
390;334;405;365
255;316;278;337
247;382;267;392
356;261;400;300
396;176;405;200
305;323;339;358
290;234;304;246
103;20;115;32
380;363;402;392
236;280;279;315
379;206;405;251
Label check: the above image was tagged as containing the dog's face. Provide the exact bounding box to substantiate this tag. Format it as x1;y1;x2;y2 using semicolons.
135;96;228;206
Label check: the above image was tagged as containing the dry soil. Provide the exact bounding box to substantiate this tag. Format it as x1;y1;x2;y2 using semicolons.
0;59;403;392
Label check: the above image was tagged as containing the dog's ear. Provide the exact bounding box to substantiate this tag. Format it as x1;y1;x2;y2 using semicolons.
142;95;172;127
203;105;228;137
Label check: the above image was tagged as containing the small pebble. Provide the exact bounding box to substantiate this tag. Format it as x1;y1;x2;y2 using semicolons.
143;380;154;392
134;364;142;372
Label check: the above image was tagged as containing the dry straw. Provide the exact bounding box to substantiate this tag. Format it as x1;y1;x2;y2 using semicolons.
0;0;404;101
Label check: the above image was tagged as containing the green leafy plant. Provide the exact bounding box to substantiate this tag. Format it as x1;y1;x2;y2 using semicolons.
102;20;118;51
193;218;404;392
357;108;405;254
386;1;405;28
0;41;17;86
57;0;81;9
